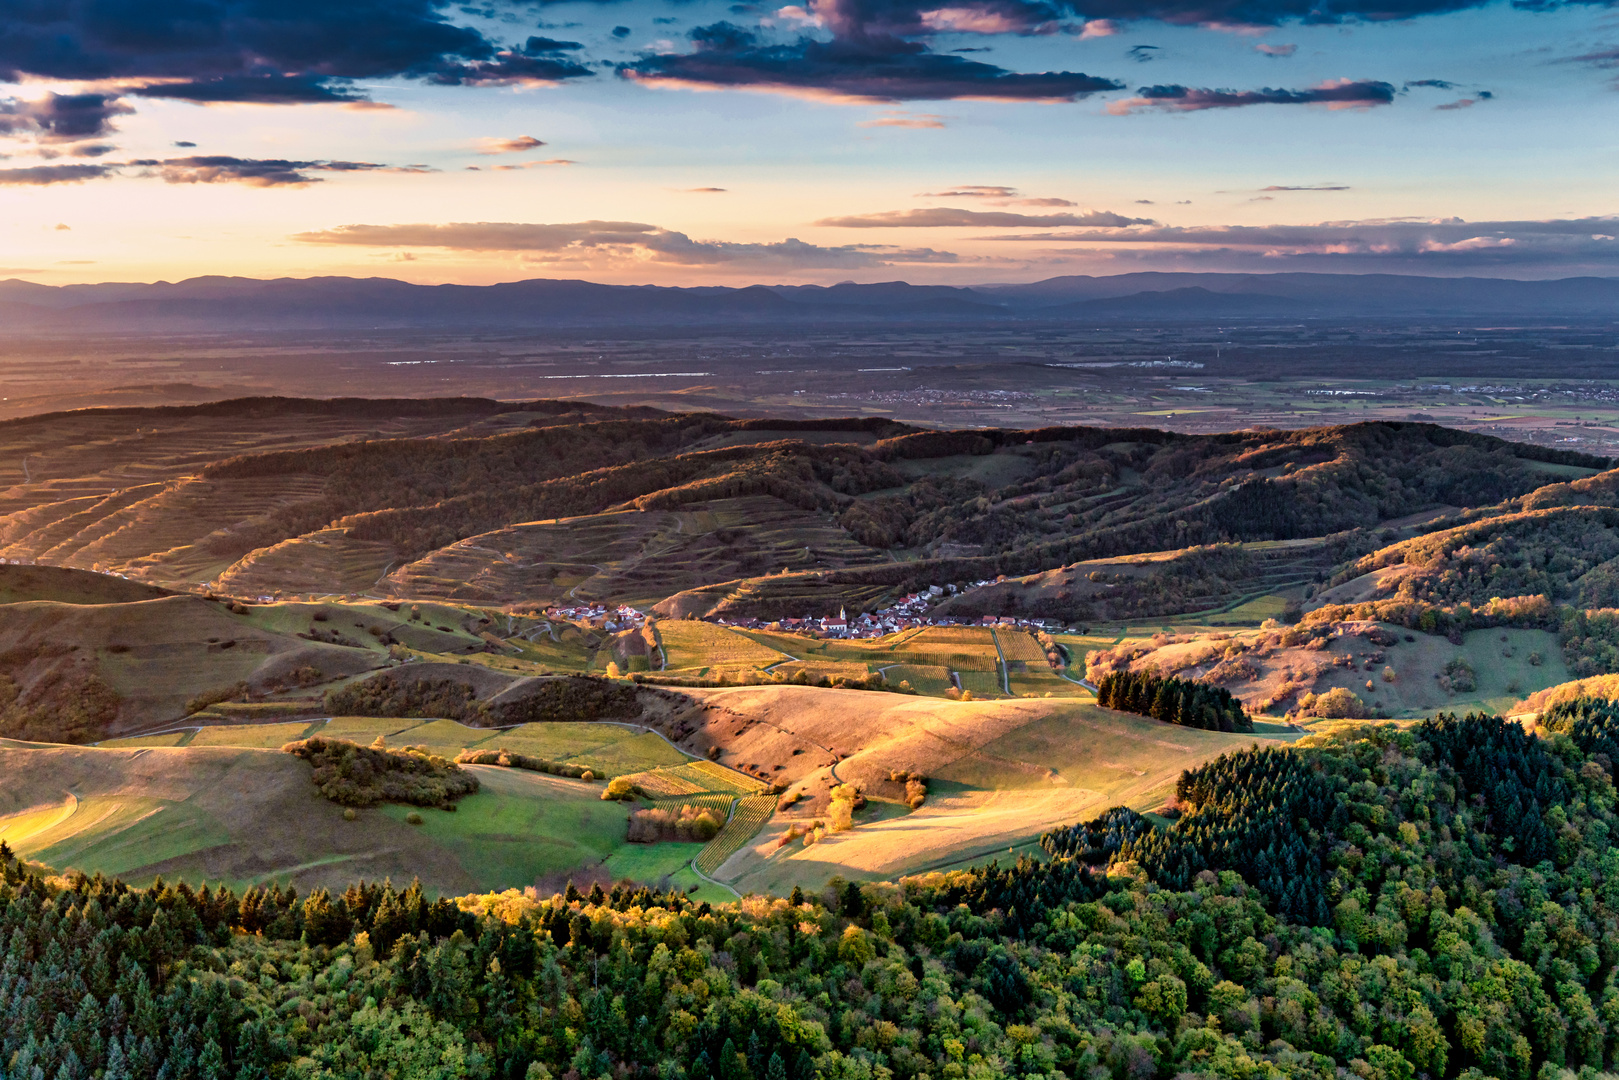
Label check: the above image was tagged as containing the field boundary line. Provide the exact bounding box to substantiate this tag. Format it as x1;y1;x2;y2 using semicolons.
991;630;1011;695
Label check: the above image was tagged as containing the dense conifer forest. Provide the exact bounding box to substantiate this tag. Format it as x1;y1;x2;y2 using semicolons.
1093;672;1253;732
7;712;1619;1080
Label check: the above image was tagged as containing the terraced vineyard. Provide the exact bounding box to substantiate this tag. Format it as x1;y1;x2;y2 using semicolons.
696;793;780;876
881;664;953;694
994;629;1050;664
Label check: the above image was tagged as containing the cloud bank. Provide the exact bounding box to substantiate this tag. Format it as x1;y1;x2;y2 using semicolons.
294;220;961;267
621;22;1122;101
0;3;594;105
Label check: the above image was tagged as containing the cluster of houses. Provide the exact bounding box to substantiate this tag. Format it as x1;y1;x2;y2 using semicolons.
544;602;648;631
542;581;1072;640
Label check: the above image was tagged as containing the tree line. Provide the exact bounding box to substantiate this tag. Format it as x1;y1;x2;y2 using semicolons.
1095;670;1253;732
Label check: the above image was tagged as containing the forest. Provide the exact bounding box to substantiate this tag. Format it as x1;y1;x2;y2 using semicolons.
5;711;1619;1080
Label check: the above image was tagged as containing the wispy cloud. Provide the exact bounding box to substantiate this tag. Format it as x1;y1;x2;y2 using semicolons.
860;110;947;126
816;207;1152;226
476;136;548;154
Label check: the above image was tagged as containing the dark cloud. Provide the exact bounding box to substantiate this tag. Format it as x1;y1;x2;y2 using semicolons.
612;25;633;36
1404;78;1458;89
1107;79;1395;112
70;143;118;157
173;140;197;148
621;22;1122;102
127;156;428;187
0;93;132;142
1260;183;1349;190
1255;42;1296;56
0;2;594;104
293;220;961;267
1127;45;1160;61
130;75;371;104
682;186;729;191
816;207;1152;226
0;164;113;185
1058;0;1599;27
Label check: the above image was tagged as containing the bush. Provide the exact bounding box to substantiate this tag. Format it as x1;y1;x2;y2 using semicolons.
627;804;723;842
405;811;424;825
455;748;593;779
1442;656;1477;693
1309;687;1367;719
602;776;635;801
283;736;479;808
342;808;357;821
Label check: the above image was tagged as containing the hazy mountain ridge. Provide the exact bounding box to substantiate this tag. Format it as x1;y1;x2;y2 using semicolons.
0;271;1614;330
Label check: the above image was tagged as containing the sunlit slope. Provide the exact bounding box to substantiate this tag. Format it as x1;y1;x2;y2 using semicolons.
0;743;632;896
672;683;1300;892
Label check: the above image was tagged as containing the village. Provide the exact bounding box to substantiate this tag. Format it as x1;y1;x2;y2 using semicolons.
543;580;1079;639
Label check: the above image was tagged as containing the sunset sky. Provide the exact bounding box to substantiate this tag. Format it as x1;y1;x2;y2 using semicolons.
1;0;1616;285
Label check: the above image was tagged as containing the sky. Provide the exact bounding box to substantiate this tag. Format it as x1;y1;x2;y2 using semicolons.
0;0;1616;286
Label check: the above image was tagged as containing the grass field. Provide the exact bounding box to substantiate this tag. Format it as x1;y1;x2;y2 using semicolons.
957;671;1007;698
379;765;629;889
0;737;689;897
98;732;189;748
601;842;732;903
316;716;426;741
1008;672;1090;698
659;622;789;671
186;722;320;748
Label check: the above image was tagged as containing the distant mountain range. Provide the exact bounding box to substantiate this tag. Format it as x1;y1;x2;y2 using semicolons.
0;271;1614;331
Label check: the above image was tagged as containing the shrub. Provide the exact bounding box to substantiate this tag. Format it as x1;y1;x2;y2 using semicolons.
602;776;635;801
455;748;593;779
405;811;424;825
186;681;249;715
1442;657;1477;693
283;736;479;808
1310;687;1368;719
627;804;723;843
342;808;357;821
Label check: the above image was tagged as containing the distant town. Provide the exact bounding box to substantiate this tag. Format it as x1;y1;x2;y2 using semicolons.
544;581;1078;638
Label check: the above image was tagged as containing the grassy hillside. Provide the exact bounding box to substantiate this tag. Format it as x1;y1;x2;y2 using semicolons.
660;683;1300;892
1;713;765;896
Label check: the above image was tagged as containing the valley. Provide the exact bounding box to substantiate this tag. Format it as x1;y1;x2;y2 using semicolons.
0;394;1615;904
